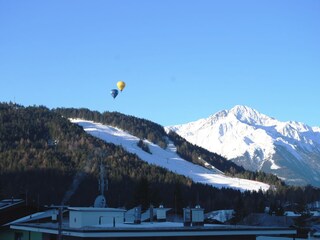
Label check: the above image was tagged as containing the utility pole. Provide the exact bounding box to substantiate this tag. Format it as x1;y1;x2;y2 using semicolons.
58;206;63;240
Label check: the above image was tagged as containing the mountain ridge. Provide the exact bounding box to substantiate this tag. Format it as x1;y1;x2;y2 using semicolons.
166;105;320;187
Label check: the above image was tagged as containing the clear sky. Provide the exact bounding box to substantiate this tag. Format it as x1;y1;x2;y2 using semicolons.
1;0;319;127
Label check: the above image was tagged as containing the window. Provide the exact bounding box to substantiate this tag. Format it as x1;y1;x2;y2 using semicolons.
14;232;23;240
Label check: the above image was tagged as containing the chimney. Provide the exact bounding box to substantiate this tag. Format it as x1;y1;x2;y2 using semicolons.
183;207;191;227
191;205;204;226
134;206;141;224
156;205;167;222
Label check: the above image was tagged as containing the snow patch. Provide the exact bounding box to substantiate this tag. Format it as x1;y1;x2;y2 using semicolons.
70;119;269;192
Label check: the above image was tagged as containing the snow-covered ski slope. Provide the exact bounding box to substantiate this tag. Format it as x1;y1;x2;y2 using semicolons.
71;119;269;192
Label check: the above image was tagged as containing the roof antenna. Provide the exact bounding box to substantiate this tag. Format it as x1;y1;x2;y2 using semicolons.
94;156;108;208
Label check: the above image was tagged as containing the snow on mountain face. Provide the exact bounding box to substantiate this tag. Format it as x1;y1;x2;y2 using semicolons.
166;105;320;187
70;119;269;192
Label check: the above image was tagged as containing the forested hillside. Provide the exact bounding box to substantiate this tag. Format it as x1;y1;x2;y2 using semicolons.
0;103;191;209
1;102;320;221
55;107;284;187
55;107;168;149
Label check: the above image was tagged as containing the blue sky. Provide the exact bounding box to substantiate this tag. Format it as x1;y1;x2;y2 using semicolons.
1;0;319;127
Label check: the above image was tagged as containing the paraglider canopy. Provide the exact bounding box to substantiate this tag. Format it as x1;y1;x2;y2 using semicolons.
117;81;126;91
110;89;119;99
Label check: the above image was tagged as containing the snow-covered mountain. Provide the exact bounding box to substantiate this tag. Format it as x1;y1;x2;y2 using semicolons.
166;105;320;187
70;119;270;192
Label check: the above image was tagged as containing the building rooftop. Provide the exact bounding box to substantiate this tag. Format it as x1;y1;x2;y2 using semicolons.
0;199;24;210
11;220;296;239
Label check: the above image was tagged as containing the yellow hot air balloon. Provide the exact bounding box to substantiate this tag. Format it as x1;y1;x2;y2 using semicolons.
117;81;126;91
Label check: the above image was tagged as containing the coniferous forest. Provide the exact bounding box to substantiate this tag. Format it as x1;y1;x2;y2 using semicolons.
1;102;320;222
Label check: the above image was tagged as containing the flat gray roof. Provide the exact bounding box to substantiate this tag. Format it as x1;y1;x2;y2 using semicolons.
11;221;296;238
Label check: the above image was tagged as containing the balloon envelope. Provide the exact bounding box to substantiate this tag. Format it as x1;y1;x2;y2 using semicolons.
110;89;119;99
117;81;126;91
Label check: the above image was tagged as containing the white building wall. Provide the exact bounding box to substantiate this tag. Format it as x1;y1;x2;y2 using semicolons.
192;209;204;223
81;212;101;227
70;211;82;228
100;212;124;225
69;208;125;228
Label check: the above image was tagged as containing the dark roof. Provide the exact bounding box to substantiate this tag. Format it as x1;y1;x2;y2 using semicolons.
0;199;40;227
241;213;294;227
0;198;24;210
